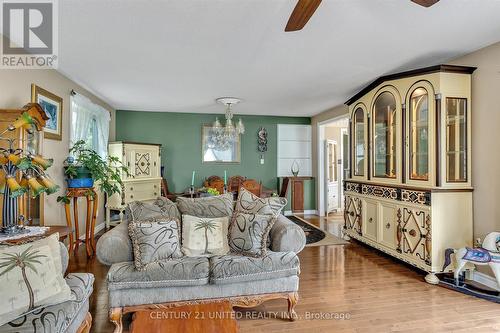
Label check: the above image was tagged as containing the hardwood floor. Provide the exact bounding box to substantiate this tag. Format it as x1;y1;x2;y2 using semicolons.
68;214;500;333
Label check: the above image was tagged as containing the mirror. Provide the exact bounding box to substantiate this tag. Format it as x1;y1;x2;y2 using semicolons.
202;125;241;164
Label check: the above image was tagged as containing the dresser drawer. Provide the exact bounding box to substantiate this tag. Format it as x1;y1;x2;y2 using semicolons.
124;180;160;203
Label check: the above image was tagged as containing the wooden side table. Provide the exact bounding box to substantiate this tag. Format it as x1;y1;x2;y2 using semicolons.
63;187;98;257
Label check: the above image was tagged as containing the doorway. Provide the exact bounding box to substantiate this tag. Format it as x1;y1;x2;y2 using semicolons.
317;116;349;216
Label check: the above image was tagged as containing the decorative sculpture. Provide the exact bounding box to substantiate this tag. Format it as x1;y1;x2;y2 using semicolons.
443;232;500;288
257;127;267;153
0;104;59;235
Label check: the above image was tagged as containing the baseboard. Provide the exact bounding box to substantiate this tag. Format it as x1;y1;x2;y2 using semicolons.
472;271;500;291
284;210;318;216
78;223;104;241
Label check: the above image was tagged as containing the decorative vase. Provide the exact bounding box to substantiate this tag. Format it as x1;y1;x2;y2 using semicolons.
291;160;300;177
65;166;94;188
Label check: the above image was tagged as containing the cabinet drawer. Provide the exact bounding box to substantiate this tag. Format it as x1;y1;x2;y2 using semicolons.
124;181;160;203
363;199;377;241
380;203;398;249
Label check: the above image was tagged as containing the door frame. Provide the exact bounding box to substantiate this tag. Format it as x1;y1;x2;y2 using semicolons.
324;139;338;215
317;115;349;217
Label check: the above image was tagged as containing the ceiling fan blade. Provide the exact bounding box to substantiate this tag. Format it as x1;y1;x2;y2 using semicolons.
411;0;440;7
285;0;322;32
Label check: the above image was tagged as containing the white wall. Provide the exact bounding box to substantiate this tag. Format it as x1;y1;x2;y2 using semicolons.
0;69;115;236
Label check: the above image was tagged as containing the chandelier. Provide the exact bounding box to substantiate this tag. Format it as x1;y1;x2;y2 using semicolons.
208;97;245;151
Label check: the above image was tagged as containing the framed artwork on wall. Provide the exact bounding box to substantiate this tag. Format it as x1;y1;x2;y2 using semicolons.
202;124;241;164
31;84;63;141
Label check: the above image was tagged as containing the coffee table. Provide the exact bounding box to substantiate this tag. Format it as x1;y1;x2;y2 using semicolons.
129;300;238;333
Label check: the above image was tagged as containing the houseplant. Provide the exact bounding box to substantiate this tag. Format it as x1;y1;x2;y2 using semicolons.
57;140;129;204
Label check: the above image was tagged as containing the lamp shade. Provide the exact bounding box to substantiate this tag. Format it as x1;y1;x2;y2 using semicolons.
31;155;53;170
27;176;46;197
38;175;59;194
6;175;27;198
11;112;34;130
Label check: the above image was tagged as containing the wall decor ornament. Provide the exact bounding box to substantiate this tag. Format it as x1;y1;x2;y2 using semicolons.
257;127;268;153
31;84;63;141
291;160;300;177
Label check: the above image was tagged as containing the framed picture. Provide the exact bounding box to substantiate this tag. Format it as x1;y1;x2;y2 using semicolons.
31;84;63;140
202;124;241;164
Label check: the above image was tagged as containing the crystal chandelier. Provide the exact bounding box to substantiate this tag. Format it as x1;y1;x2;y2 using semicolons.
208;97;245;151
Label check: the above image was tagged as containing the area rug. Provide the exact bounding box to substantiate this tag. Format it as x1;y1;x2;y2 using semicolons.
286;215;349;247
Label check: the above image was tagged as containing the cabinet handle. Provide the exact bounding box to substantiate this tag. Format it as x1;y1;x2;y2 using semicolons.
349;211;355;217
368;217;373;223
130;187;133;191
130;195;134;199
385;223;390;229
154;192;157;196
153;185;157;188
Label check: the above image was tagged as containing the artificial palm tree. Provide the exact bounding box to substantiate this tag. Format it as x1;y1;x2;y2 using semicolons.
0;246;46;310
194;220;219;254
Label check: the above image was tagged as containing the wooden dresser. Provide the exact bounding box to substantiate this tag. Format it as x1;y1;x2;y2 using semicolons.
106;142;161;227
343;65;475;284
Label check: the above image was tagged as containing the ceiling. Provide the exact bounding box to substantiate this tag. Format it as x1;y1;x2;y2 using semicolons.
59;0;500;116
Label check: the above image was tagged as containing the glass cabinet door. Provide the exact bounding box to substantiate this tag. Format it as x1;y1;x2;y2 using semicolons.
409;88;429;181
353;107;365;176
373;92;397;178
446;98;467;182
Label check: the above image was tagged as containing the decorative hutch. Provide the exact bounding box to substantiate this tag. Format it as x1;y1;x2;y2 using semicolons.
106;142;162;227
343;65;475;284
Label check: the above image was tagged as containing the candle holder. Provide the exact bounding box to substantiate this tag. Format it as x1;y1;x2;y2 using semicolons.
189;185;195;198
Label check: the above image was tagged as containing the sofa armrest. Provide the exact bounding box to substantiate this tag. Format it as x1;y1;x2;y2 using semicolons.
270;215;306;253
96;221;133;265
59;242;69;274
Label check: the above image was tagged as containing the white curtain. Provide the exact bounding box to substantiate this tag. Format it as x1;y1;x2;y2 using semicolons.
70;93;111;158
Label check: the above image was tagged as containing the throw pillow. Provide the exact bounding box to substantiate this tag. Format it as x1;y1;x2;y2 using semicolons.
129;217;183;270
177;193;233;218
127;197;181;222
181;214;230;257
0;233;72;326
228;212;277;257
235;188;287;215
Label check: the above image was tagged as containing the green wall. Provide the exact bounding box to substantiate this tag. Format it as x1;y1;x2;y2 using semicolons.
116;110;315;211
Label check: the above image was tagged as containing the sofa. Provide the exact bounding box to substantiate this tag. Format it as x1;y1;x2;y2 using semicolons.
0;242;95;333
96;196;306;333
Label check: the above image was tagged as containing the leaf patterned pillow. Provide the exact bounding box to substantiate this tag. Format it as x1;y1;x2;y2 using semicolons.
177;193;233;218
228;212;277;257
128;217;183;270
181;215;230;257
235;188;287;215
127;197;181;222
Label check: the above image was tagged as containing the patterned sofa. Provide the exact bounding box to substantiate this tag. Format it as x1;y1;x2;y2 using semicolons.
96;197;306;333
0;242;94;333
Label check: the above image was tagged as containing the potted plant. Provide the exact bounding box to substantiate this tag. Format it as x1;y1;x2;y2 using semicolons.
57;140;129;204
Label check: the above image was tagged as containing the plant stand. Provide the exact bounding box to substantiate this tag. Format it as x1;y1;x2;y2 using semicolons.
64;187;98;258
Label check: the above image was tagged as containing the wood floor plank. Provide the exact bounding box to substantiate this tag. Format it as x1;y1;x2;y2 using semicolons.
67;214;500;333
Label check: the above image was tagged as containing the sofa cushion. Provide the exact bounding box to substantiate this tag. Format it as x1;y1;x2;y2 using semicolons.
235;188;287;215
107;257;210;290
0;234;72;326
0;273;94;333
209;251;300;285
129;217;183;270
127;197;181;222
228;212;276;257
181;215;230;257
176;193;233;218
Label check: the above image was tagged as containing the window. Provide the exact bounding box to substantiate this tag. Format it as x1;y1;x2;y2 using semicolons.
70;93;110;158
409;88;429;181
373;91;397;178
353;107;365;176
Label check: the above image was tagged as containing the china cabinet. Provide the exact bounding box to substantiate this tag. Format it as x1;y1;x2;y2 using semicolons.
106;141;162;227
0;104;45;226
343;65;475;284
